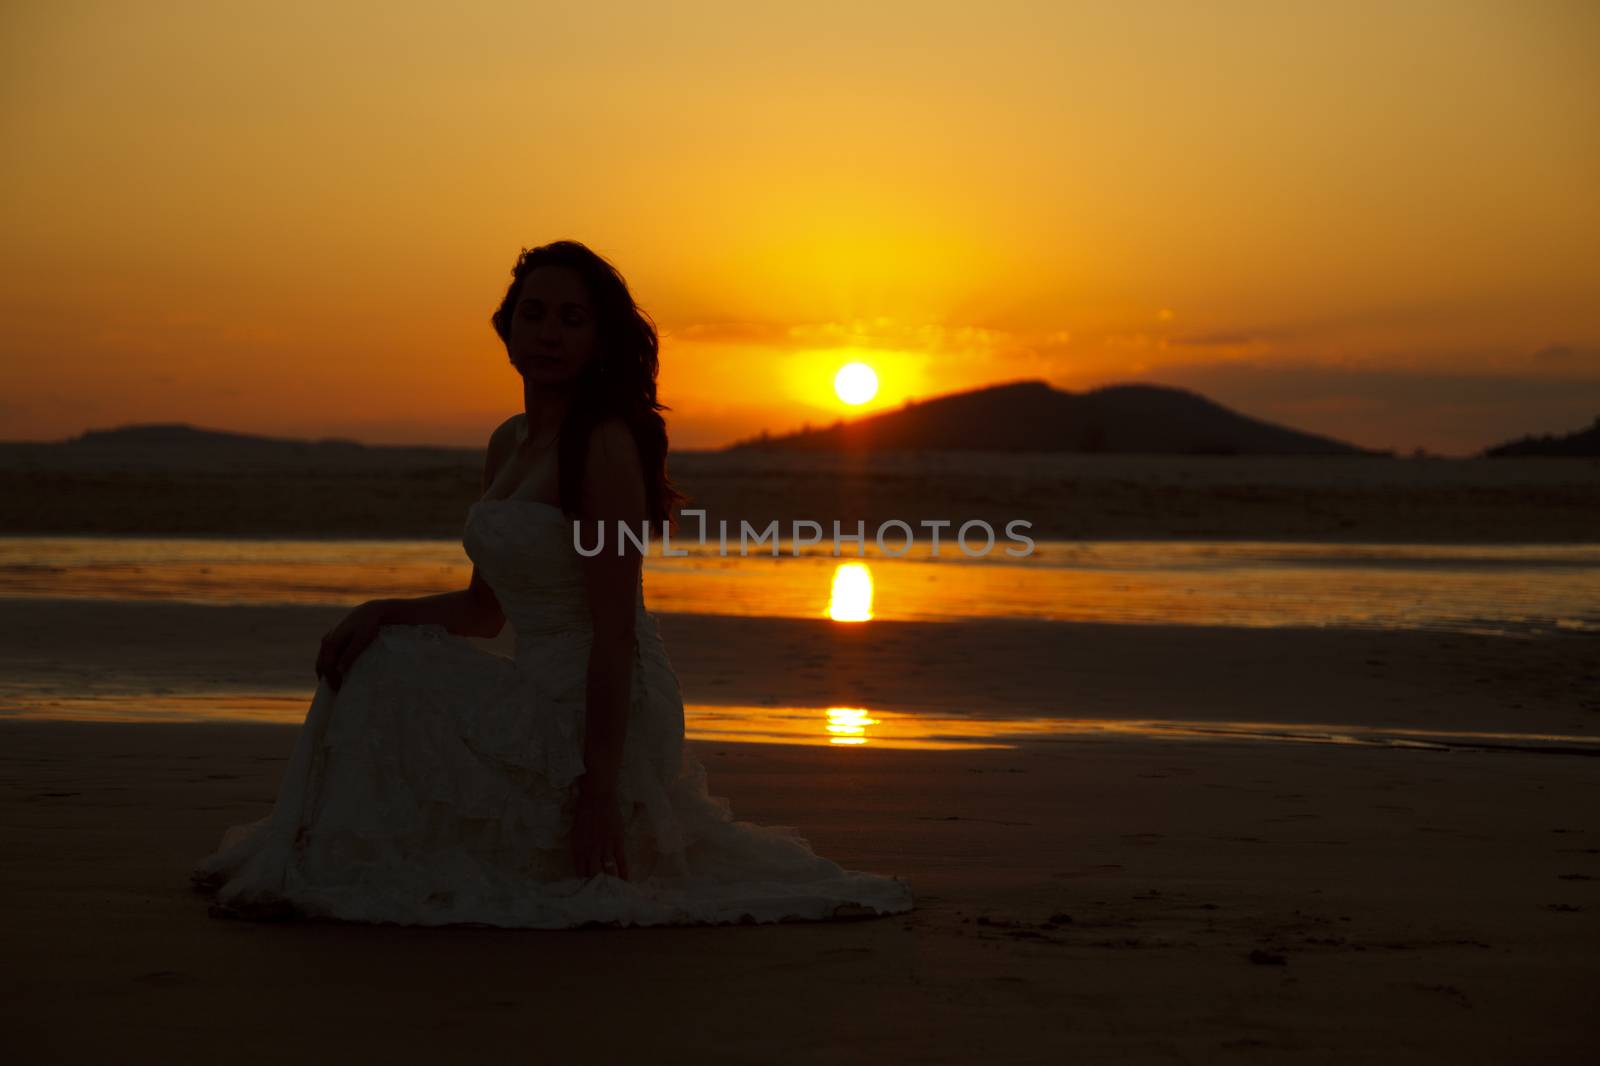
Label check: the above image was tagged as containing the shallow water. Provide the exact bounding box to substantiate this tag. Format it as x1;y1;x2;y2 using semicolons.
2;535;1597;635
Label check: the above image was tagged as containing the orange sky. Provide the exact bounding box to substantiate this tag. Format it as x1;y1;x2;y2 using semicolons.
2;1;1597;455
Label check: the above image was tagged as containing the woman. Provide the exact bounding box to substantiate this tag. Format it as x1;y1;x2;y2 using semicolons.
191;240;914;927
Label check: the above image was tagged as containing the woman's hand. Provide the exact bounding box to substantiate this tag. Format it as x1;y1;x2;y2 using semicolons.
314;599;391;691
571;772;630;880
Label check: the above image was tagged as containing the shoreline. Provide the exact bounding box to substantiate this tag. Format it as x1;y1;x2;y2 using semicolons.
8;530;1600;548
6;699;1600;760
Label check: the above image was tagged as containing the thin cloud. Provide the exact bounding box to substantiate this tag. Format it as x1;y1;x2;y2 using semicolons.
668;318;1075;360
1170;331;1260;348
1529;344;1600;370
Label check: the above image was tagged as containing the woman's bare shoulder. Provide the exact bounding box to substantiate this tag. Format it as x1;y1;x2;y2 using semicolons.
481;414;524;487
491;412;524;445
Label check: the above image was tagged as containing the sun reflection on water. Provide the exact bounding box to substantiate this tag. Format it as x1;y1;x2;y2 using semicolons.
825;706;879;745
3;538;1595;635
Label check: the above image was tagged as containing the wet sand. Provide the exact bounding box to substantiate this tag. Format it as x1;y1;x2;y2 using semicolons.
3;599;1596;739
2;719;1596;1062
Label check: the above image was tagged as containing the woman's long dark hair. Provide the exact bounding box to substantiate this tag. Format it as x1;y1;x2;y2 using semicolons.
490;240;684;527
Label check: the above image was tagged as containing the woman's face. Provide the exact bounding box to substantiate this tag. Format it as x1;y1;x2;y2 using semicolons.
506;265;600;386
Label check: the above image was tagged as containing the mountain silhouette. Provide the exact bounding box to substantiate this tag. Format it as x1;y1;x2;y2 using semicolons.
726;380;1376;455
2;422;465;472
1481;415;1600;457
71;423;367;454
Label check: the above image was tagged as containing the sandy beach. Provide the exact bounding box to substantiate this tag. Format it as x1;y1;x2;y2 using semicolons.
3;718;1596;1062
2;593;1597;1061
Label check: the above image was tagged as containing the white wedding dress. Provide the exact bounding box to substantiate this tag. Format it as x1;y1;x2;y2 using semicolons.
191;497;914;928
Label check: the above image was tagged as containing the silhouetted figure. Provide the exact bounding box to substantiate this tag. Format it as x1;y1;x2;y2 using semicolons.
191;240;912;927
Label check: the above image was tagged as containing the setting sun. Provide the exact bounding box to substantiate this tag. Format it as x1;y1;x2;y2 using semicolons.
834;363;879;406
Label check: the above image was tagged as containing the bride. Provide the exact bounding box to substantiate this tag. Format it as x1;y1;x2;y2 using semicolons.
191;240;914;928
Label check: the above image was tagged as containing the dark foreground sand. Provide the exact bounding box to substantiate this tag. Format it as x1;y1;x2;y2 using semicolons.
1;720;1596;1063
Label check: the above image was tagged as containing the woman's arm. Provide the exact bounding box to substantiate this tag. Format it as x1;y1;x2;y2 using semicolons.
317;418;514;686
570;418;649;879
371;582;503;639
372;418;516;638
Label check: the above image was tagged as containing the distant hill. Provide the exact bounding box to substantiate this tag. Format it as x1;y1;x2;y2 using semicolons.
726;380;1378;456
0;422;472;472
1482;416;1600;457
73;423;368;454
